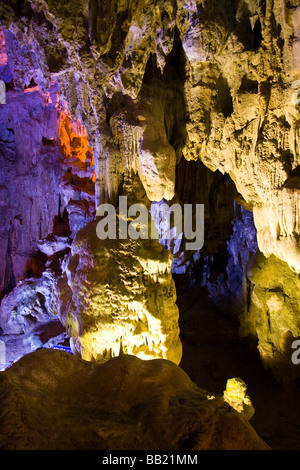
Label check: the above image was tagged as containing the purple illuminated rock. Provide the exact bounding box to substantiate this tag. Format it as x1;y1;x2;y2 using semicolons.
0;86;64;294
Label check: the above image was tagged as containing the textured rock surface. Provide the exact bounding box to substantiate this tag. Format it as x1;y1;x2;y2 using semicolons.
0;270;56;335
223;377;255;421
0;318;68;371
0;269;69;369
0;81;96;360
1;0;300;450
177;286;300;450
0;0;299;277
0;349;270;450
0;82;95;297
239;251;300;383
0;84;63;296
1;1;300;370
179;0;300;275
53;178;182;364
2;0;299;278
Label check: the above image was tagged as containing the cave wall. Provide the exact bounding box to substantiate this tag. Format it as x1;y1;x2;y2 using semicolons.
0;84;62;296
0;0;300;384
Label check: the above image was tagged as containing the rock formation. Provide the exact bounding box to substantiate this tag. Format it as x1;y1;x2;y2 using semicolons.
239;250;300;384
1;0;300;450
53;178;182;365
0;348;270;450
223;377;255;421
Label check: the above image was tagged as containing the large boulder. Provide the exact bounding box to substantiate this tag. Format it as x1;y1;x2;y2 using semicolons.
0;349;270;450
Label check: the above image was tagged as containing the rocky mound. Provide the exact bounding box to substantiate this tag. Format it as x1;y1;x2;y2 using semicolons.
0;349;270;450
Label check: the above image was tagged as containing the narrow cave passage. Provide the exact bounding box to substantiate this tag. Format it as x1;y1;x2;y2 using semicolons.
172;159;300;450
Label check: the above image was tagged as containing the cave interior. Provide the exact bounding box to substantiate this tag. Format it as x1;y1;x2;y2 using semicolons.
0;0;300;451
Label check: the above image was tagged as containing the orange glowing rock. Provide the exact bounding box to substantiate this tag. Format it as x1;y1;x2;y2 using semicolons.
58;103;96;185
59;110;94;165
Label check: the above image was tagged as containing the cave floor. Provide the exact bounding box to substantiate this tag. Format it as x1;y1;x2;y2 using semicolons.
177;288;300;450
